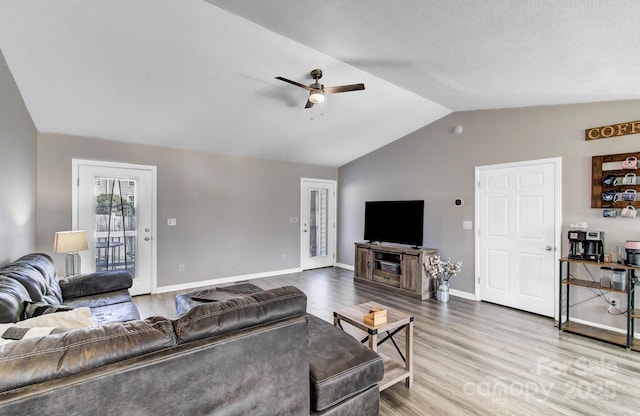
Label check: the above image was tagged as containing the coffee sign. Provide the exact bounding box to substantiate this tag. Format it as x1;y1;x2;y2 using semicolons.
586;120;640;140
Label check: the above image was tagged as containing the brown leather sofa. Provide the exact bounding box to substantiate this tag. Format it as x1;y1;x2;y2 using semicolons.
0;254;384;415
0;253;139;324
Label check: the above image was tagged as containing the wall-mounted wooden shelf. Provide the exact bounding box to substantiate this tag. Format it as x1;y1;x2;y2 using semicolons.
592;151;640;208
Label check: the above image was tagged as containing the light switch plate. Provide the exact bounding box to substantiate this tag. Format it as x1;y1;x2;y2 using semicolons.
167;218;177;226
463;220;473;230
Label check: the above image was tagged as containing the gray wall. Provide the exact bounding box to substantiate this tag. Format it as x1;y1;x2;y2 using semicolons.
36;134;337;289
338;99;640;325
0;51;37;264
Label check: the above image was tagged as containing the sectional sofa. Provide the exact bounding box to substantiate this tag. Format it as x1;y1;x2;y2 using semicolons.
0;253;384;415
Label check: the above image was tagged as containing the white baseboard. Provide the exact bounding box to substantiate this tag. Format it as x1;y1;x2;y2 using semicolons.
154;267;303;294
567;317;633;336
335;263;354;271
449;288;476;300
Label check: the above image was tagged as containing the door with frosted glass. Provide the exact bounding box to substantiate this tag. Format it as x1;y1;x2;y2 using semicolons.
301;179;336;270
74;160;156;296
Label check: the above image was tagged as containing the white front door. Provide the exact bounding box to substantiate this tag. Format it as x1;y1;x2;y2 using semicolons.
301;178;336;270
73;160;157;296
476;158;561;317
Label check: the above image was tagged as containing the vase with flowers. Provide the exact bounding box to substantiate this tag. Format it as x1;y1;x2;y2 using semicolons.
424;255;462;302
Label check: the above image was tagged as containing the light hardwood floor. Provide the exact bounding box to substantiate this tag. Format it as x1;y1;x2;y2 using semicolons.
133;268;640;416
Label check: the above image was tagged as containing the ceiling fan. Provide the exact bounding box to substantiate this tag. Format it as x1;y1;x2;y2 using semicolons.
275;69;365;108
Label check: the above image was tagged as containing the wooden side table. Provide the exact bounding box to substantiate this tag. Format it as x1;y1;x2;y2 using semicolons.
333;301;414;391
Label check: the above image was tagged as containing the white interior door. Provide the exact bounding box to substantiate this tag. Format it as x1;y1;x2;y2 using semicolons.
476;158;561;317
301;178;336;270
73;160;157;296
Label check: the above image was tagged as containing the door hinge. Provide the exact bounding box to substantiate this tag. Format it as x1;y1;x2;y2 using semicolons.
77;177;80;187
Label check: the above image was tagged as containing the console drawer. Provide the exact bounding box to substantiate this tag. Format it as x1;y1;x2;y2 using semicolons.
372;271;401;287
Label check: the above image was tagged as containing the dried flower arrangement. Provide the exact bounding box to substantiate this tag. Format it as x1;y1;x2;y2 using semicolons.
424;255;462;282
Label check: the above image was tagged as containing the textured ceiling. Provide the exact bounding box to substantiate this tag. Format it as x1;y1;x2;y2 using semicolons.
1;0;639;167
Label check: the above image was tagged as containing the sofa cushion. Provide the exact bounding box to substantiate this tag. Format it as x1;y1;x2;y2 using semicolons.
85;301;141;325
172;286;307;344
0;316;176;392
307;314;384;412
62;289;140;324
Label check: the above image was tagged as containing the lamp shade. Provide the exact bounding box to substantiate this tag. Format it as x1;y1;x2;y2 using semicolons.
53;230;89;253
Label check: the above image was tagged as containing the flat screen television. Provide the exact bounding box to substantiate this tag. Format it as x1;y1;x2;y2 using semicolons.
364;200;424;247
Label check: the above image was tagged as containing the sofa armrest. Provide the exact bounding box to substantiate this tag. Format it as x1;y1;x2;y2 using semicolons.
59;271;133;300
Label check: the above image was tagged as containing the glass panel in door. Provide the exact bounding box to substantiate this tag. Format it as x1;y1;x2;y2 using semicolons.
309;188;328;258
93;177;137;275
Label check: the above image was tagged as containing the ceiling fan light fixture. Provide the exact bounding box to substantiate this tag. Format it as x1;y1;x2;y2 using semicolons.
275;69;364;108
309;91;325;104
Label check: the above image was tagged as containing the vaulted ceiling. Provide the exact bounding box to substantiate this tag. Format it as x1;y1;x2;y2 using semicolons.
1;1;639;167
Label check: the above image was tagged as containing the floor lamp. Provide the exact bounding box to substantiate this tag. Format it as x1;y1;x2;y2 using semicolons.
54;230;89;276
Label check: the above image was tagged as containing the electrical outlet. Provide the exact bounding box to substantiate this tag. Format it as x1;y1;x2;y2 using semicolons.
610;298;619;308
178;264;185;272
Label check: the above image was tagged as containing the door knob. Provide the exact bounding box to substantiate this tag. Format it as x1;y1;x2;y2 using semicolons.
545;246;553;251
144;237;151;241
145;227;150;232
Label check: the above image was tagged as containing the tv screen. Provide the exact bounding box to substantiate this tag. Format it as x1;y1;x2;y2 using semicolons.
364;200;424;247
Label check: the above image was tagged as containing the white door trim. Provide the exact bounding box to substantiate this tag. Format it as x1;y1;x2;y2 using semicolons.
300;178;337;270
474;157;562;320
72;159;158;294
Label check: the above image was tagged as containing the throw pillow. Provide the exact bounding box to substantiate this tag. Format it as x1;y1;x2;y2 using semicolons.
17;307;93;329
0;308;93;345
0;324;63;345
23;301;73;320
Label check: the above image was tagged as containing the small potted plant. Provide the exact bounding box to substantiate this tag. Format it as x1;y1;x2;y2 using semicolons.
424;255;462;302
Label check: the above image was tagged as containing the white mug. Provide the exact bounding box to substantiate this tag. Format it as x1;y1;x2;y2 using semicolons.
621;205;637;218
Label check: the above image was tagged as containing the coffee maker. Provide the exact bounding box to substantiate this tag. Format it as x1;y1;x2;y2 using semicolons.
568;230;605;261
568;230;586;260
625;240;640;266
585;231;604;262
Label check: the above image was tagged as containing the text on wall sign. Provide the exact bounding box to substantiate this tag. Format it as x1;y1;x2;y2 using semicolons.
586;120;640;140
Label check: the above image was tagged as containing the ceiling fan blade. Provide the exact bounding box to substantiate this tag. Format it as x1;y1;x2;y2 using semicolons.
304;99;314;109
275;76;313;91
324;83;365;94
